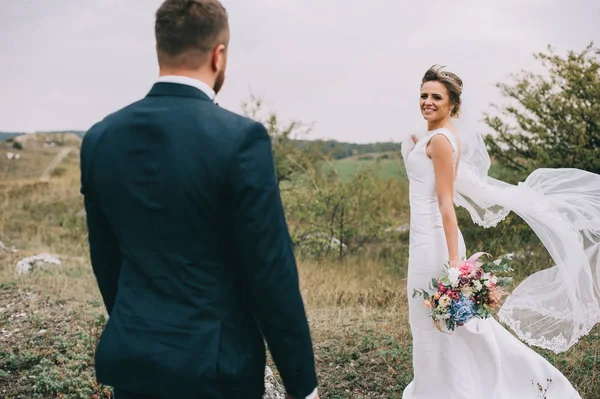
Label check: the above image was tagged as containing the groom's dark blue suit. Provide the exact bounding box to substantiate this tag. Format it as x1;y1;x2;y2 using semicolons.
80;82;317;399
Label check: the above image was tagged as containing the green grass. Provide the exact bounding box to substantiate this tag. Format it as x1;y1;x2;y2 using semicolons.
328;154;406;182
330;153;521;186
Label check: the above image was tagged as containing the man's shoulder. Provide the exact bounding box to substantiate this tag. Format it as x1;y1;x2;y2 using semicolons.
212;105;261;130
81;100;144;148
210;105;268;142
81;119;107;155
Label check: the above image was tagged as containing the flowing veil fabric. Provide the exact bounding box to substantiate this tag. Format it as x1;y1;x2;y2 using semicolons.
401;92;600;353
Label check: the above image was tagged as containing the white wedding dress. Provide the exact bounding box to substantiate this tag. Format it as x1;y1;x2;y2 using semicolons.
402;128;582;399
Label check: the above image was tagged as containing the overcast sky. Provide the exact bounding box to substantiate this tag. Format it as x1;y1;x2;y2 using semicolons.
1;0;599;143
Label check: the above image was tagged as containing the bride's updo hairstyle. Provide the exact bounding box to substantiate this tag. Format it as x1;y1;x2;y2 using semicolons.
421;65;464;118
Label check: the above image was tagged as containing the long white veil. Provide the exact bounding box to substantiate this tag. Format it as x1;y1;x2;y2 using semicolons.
402;90;600;353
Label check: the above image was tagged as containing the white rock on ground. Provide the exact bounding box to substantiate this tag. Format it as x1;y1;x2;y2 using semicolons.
15;253;61;274
263;366;286;399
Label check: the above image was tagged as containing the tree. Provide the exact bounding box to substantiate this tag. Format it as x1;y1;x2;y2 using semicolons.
240;94;324;185
239;94;399;259
484;42;600;176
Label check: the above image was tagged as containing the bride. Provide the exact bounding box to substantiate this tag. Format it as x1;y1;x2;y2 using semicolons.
401;65;599;398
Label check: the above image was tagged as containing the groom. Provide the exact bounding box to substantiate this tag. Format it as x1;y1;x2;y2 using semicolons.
79;1;318;398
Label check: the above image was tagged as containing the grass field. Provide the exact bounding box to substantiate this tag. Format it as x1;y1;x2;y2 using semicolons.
0;142;598;398
326;152;406;182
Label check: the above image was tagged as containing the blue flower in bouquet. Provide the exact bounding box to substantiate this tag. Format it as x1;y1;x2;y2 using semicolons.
450;295;475;324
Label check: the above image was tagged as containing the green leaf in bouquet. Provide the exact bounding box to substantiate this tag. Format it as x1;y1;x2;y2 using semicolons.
482;262;494;273
440;277;451;286
475;306;490;318
423;291;430;299
430;278;438;289
446;319;456;331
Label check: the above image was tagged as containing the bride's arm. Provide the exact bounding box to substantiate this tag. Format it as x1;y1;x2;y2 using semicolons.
428;135;460;267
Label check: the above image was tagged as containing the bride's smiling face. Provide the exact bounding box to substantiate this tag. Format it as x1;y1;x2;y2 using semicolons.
420;81;452;122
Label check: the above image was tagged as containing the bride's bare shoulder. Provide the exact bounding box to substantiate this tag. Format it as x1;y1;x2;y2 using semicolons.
444;125;460;141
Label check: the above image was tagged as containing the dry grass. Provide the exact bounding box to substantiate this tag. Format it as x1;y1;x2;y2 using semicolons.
0;140;79;182
0;142;598;399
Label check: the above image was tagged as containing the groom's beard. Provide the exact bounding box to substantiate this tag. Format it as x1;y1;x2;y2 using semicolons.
213;69;225;94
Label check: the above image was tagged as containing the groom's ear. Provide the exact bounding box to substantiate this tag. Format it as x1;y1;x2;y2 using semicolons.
211;43;227;73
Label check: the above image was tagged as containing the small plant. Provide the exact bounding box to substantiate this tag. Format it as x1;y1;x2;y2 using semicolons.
532;378;553;398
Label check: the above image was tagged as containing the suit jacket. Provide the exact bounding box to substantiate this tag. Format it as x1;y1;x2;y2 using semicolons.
80;82;318;398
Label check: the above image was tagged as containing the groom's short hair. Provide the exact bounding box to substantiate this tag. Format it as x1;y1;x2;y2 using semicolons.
155;0;229;69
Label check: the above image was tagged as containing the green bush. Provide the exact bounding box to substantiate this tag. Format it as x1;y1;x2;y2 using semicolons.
485;42;600;176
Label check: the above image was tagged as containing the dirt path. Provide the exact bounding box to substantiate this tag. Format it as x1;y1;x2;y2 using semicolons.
39;146;73;181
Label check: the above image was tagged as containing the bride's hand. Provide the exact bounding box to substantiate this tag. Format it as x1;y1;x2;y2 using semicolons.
449;258;462;269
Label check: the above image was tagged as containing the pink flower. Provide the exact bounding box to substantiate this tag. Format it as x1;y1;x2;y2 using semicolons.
446;290;460;301
424;299;433;308
438;280;447;293
459;262;474;276
471;267;483;279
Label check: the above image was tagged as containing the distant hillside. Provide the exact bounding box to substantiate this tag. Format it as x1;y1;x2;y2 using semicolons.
37;130;86;139
13;132;82;147
293;139;402;160
0;131;86;141
1;130;400;159
0;132;24;141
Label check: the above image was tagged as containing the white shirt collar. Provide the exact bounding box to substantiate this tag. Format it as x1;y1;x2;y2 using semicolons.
156;75;216;101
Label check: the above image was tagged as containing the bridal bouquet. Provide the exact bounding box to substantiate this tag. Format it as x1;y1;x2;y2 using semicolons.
412;252;514;332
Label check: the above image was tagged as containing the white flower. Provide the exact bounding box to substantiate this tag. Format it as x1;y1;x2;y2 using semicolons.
491;275;498;284
505;253;514;260
439;295;451;309
484;280;492;287
448;267;461;287
493;259;502;266
461;286;473;296
473;280;483;292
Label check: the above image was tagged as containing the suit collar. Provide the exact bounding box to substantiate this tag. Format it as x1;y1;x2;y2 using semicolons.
146;82;213;102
